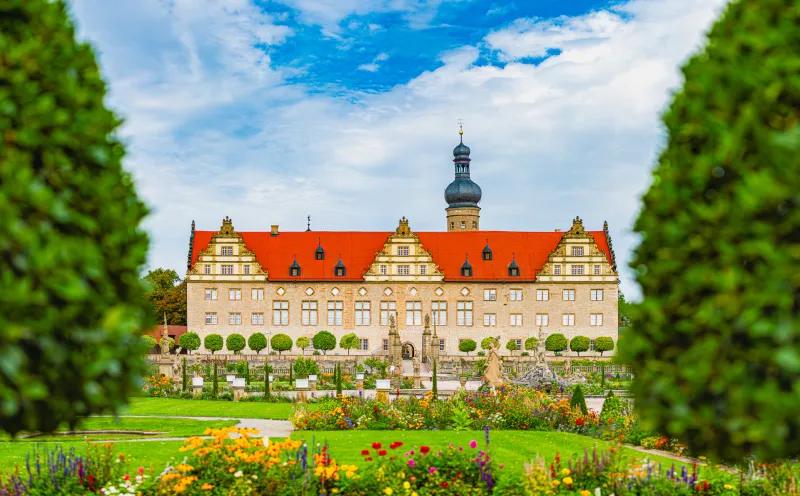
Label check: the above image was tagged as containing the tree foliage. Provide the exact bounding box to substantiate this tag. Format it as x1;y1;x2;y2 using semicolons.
545;334;567;353
296;336;310;355
458;339;477;355
569;336;591;356
339;333;360;355
142;268;186;326
0;0;152;435
524;337;538;351
594;337;615;357
204;334;223;354
270;333;292;356
226;334;246;354
622;0;800;462
312;331;336;355
570;384;588;415
142;335;157;350
618;291;633;328
178;332;201;352
480;337;498;350
293;357;320;378
248;333;268;354
505;340;518;354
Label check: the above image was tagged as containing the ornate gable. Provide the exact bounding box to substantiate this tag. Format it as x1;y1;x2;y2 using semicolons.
187;217;268;282
363;217;444;282
537;216;618;283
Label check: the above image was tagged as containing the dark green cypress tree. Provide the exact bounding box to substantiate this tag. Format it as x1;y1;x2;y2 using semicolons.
336;362;343;397
182;357;188;392
212;360;218;399
570;384;588;415
289;359;293;383
432;360;438;400
264;358;271;399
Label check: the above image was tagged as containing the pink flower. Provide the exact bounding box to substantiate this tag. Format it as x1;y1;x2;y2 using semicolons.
123;474;130;481
408;459;416;467
429;467;437;474
469;440;478;449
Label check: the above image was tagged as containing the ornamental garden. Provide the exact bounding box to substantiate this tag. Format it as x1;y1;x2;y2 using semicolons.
1;0;798;495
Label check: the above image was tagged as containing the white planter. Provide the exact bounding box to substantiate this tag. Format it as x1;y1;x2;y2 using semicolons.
226;375;235;383
233;378;246;388
268;375;274;382
308;375;318;381
192;377;204;387
376;379;391;390
296;379;309;389
356;373;364;381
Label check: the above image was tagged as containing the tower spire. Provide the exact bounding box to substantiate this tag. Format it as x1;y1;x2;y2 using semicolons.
444;119;482;231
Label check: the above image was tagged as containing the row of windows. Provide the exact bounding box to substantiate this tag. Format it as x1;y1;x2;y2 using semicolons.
205;308;605;328
205;288;606;302
457;337;605;351
551;264;602;276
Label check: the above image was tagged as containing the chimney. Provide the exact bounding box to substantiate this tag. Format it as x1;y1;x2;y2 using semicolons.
270;225;279;236
555;229;561;232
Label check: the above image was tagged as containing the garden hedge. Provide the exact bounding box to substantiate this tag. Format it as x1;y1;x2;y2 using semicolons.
248;333;268;354
312;331;336;355
204;334;223;354
226;334;246;354
270;333;292;356
0;0;151;435
622;0;800;461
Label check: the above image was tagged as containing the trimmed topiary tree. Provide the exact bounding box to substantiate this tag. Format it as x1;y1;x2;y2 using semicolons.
142;335;157;351
569;336;590;357
339;333;360;355
0;0;152;436
178;332;201;354
458;339;477;355
204;334;223;355
226;334;246;354
594;337;615;357
570;384;588;415
480;337;498;350
505;339;519;355
524;337;538;352
296;336;310;355
271;333;292;356
622;0;800;462
312;330;336;355
248;333;268;355
545;334;568;354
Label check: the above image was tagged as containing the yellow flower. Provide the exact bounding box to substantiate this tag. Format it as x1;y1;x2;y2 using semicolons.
228;467;235;473
561;468;571;476
563;477;573;485
552;480;561;486
403;481;410;489
332;490;340;494
580;491;591;496
699;456;707;461
384;488;394;495
201;483;213;490
724;484;734;490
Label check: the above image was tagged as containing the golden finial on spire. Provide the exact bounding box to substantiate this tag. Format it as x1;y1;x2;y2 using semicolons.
457;118;464;143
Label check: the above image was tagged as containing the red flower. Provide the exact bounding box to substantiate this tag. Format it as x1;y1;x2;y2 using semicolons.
378;449;388;456
372;442;382;450
365;457;373;461
410;476;416;482
576;418;585;426
441;482;449;488
390;441;403;449
420;446;430;454
361;449;370;455
703;481;709;490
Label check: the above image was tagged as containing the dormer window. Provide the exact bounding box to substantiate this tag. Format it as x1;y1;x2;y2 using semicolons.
461;256;472;277
334;257;346;277
315;239;325;260
508;257;520;277
289;257;301;277
482;240;492;261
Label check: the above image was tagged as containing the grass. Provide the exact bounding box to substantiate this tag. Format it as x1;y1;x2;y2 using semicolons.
122;397;305;419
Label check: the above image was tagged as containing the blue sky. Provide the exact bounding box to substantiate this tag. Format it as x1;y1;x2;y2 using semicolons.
67;0;728;298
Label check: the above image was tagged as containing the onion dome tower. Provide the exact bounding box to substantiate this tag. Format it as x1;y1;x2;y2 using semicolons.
445;125;482;231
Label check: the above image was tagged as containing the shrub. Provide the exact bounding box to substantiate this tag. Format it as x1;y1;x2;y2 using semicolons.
476;351;486;357
293;357;320;378
204;334;223;354
339;333;360;355
505;339;518;355
524;337;538;351
458;339;477;355
296;336;310;355
623;0;800;462
312;330;336;355
270;333;292;356
248;332;268;354
0;0;152;436
594;337;615;357
480;336;498;350
178;332;201;353
225;334;246;354
569;336;590;356
142;335;157;350
545;333;567;353
570;384;588;414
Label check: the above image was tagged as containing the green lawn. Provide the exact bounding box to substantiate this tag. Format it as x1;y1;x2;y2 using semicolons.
123;397;305;419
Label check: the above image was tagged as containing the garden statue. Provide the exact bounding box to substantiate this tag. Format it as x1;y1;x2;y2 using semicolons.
160;313;170;356
564;355;573;377
412;355;421;376
534;327;546;364
484;341;503;388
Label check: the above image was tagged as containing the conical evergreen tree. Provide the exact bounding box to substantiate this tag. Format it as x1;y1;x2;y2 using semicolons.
264;358;272;399
335;362;343;397
182;358;188;392
570;384;588;414
432;360;438;400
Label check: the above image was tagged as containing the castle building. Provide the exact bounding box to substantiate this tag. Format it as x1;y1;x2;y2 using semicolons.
186;130;620;359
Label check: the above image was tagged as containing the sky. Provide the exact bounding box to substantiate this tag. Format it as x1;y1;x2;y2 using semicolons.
67;0;729;299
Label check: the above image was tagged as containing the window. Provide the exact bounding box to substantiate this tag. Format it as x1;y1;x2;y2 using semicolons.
450;222;454;229
553;265;561;275
243;265;250;275
591;314;604;326
205;312;217;325
457;301;473;326
484;289;497;301
229;313;241;325
571;265;584;275
536;289;549;301
590;339;595;351
380;265;387;275
461;265;472;277
512;339;522;350
509;289;523;301
380;301;397;325
431;301;447;326
594;265;601;275
563;289;576;301
221;265;234;275
439;339;446;352
327;301;343;326
273;301;289;326
420;265;427;275
590;289;604;301
535;313;549;326
334;265;346;277
252;288;264;301
483;313;497;326
461;221;466;229
508;266;520;277
301;301;317;326
571;246;584;256
510;314;523;326
397;265;410;275
398;246;410;256
221;246;233;256
472;221;477;229
382;339;389;351
359;339;369;351
562;314;575;326
406;301;422;326
289;266;301;277
204;288;217;300
355;301;371;326
251;313;264;325
204;265;211;274
229;289;241;301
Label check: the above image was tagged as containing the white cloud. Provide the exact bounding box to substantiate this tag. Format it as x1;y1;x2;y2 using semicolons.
487;2;515;16
358;52;390;71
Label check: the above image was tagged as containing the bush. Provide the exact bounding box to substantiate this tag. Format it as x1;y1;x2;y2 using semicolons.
296;336;310;355
570;384;588;414
524;337;538;351
339;333;359;355
623;0;800;462
270;333;292;356
505;339;518;354
142;335;157;350
178;332;201;353
476;351;486;357
225;334;246;354
293;357;320;378
594;336;614;357
204;334;223;354
480;336;498;350
0;0;151;435
458;339;476;355
312;330;336;355
248;332;268;354
545;333;567;353
569;336;590;356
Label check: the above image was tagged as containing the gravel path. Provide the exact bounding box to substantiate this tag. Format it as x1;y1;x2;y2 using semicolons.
87;415;293;443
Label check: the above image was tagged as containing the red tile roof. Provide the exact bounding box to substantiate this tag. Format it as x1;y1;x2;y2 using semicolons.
145;325;188;339
190;230;613;282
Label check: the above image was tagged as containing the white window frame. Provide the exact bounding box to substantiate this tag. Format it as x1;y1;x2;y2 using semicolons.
591;313;604;326
205;312;217;325
571;265;584;275
483;313;497;327
571;246;584;256
221;265;234;275
591;289;604;301
431;301;447;326
483;289;497;301
355;301;371;326
251;288;264;301
536;289;549;301
380;301;397;326
229;289;241;301
204;288;217;300
457;301;473;326
509;289;523;301
593;265;601;275
380;265;387;275
327;301;343;326
273;301;289;326
301;301;317;326
221;246;233;256
562;313;575;326
204;265;211;275
398;246;410;256
359;338;369;351
419;265;427;275
406;301;422;326
251;313;264;325
397;265;410;275
535;313;549;327
553;265;561;275
563;289;576;301
510;313;523;327
439;339;446;351
229;312;241;325
382;339;389;351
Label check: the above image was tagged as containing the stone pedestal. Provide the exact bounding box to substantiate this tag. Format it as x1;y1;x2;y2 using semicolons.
459;376;468;389
376;379;390;395
309;375;318;391
192;385;204;397
192;377;204;398
158;358;174;378
413;374;421;389
233;377;246;401
296;379;309;403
